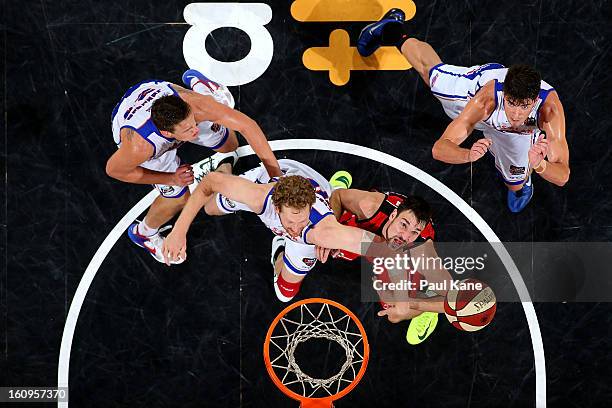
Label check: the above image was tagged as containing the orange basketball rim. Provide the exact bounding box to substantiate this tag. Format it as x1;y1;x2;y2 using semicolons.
263;298;370;408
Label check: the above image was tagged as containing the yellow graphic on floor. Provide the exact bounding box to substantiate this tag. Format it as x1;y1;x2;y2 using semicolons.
302;29;411;86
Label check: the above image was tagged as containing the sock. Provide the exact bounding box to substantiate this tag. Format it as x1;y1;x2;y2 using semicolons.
381;22;409;49
137;219;158;237
275;272;303;300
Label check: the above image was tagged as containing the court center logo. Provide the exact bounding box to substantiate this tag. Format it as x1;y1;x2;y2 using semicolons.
182;1;416;86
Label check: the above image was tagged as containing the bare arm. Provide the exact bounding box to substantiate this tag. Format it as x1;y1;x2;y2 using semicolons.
535;91;570;186
329;189;384;220
173;172;271;236
106;128;178;185
163;172;271;264
307;215;377;255
432;82;495;164
177;87;282;177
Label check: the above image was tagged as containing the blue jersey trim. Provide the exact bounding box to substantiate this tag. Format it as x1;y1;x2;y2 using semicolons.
303;224;314;245
430;63;505;81
283;254;308;275
218;194;235;213
122;125;156;158
258;188;274;215
428;62;445;83
209;127;230;150
309;209;333;225
157;185;188;199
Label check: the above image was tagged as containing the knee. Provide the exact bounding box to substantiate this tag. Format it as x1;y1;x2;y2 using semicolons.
169;191;190;209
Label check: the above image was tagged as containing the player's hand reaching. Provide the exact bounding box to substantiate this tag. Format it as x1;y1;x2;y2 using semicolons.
528;133;549;168
171;164;195;187
315;245;333;263
162;229;187;266
467;138;492;162
377;302;422;323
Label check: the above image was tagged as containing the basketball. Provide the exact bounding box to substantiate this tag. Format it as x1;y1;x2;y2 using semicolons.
444;279;497;332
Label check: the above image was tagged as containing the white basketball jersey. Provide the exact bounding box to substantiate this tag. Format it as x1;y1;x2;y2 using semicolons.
111;80;185;160
484;78;554;135
258;179;333;245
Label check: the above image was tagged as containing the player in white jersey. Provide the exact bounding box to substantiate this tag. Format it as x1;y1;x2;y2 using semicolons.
106;70;281;263
161;159;406;302
357;9;570;212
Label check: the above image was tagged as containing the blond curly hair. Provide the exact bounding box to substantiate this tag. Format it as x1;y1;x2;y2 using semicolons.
272;175;316;210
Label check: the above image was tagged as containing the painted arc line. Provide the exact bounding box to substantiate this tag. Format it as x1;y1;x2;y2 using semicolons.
57;139;546;408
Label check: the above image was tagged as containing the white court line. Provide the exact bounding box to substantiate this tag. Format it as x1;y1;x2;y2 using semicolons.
58;139;546;407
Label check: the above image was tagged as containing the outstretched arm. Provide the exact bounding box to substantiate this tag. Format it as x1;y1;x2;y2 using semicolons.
163;172;270;264
306;215;378;255
178;87;281;177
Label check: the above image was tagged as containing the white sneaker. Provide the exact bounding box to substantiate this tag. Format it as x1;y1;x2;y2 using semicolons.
127;222;185;265
191;151;239;191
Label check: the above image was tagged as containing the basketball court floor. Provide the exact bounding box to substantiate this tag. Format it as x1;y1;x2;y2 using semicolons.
3;1;612;407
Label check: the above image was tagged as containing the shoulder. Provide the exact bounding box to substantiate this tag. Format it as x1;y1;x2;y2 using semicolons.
120;127;153;158
334;188;384;218
539;90;563;122
359;191;386;218
459;80;496;121
473;80;497;108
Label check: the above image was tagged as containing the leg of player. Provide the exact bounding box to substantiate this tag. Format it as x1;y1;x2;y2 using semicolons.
271;237;310;303
506;176;534;213
357;9;442;85
128;191;190;264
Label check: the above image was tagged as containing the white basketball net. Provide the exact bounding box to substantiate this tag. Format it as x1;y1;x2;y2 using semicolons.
267;302;366;399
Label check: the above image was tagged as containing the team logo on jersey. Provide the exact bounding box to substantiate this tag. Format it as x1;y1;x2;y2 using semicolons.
210;123;221;133
302;257;317;267
159;186;176;195
223;196;236;209
509;165;525;176
524;117;536;126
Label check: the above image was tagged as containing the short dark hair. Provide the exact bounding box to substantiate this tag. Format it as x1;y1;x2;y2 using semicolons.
503;64;541;104
396;196;432;225
151;95;191;132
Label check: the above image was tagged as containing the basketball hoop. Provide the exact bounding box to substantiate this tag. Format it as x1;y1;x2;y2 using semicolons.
263;298;369;407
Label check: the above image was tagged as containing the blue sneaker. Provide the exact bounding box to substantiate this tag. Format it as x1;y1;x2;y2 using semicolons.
127;222;184;264
357;8;406;57
181;69;219;90
507;182;534;213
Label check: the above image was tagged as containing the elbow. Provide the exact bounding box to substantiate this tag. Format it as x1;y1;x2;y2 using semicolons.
431;142;442;161
238;118;261;139
105;161;120;180
557;168;570;186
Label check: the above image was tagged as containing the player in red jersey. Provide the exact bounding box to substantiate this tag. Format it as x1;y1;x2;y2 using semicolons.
327;181;452;344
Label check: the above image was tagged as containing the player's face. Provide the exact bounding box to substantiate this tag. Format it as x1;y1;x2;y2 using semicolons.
277;205;311;238
385;210;425;247
503;97;536;128
170;113;199;141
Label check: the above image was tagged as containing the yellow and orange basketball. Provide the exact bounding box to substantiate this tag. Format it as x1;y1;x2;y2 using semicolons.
444;279;497;332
